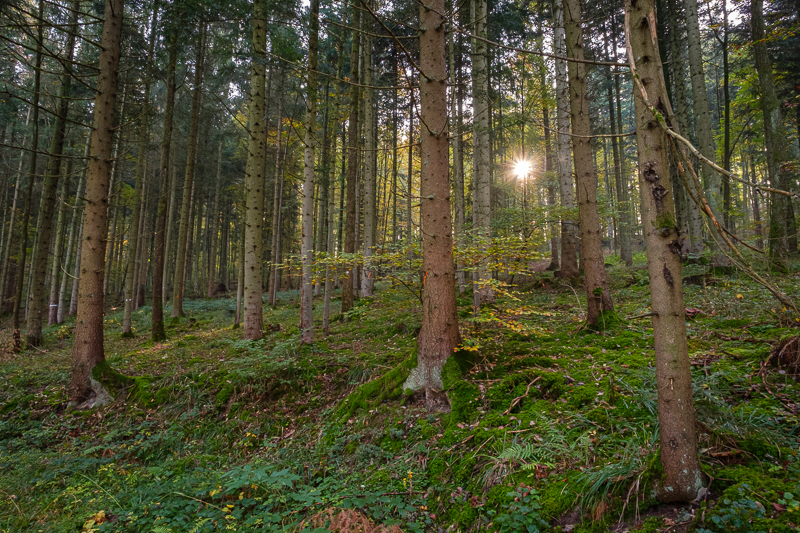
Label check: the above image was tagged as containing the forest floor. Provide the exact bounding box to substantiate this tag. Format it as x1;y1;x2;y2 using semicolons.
1;254;800;533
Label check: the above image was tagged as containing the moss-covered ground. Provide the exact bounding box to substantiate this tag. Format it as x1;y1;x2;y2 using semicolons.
1;256;799;532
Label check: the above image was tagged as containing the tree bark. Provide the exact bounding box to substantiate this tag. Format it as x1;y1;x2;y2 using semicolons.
449;31;466;292
58;142;87;324
172;24;206;317
751;0;790;270
565;0;615;327
627;0;705;501
341;4;361;315
27;0;80;345
300;0;320;343
553;0;579;279
123;6;158;335
46;162;69;325
471;0;494;308
151;31;179;342
69;0;124;405
404;0;461;408
207;142;223;297
361;29;376;298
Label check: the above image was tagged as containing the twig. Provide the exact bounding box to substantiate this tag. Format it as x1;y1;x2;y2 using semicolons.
502;377;541;416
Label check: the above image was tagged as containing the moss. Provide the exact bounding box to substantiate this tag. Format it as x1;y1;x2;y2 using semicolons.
120;331;135;339
587;310;623;332
539;476;578;519
91;360;153;407
215;383;235;410
335;353;418;423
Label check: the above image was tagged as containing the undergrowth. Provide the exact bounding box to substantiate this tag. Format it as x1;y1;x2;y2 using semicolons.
1;259;799;532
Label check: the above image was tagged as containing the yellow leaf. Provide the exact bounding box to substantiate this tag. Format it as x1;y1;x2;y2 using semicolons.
736;294;743;299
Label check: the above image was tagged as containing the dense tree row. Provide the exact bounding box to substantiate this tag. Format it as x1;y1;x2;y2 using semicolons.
0;0;797;504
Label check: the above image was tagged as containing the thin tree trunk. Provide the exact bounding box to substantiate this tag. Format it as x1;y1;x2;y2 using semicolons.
27;0;79;345
361;30;376;298
341;5;361;315
300;0;320;343
46;162;69;325
268;80;285;307
471;0;494;307
449;31;466;292
123;6;158;335
207;142;223;297
749;151;764;251
751;0;790;270
628;0;705;502
565;0;615;327
151;31;179;342
553;0;579;279
172;24;206;317
58;141;88;323
12;0;43;352
69;0;124;405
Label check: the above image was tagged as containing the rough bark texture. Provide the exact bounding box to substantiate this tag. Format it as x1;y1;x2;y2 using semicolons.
172;25;206;318
565;0;615;327
553;0;579;279
627;0;705;502
751;0;789;270
300;0;319;343
69;0;124;405
341;5;361;315
123;7;158;335
404;0;461;409
151;32;178;342
243;1;268;340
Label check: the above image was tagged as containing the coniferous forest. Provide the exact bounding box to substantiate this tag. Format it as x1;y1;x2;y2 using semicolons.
0;0;799;530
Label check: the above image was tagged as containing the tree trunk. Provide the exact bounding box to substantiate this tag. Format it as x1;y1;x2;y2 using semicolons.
553;0;579;279
361;30;376;298
686;0;725;263
341;5;361;315
123;6;158;335
471;0;494;307
172;24;206;317
69;0;124;406
151;31;179;342
27;0;79;345
300;0;319;343
449;31;466;292
207;142;223;297
565;0;615;327
58;142;88;324
404;0;461;408
12;0;43;352
268;78;285;307
627;0;705;501
751;0;790;270
46;163;69;325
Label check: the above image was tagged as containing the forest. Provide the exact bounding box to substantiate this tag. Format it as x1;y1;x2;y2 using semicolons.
0;0;799;530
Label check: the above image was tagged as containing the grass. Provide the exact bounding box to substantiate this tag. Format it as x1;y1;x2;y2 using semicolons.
0;258;799;532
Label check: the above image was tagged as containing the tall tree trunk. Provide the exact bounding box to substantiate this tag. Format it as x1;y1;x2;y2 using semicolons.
721;1;731;228
627;0;705;501
123;6;158;335
404;0;461;408
58;142;88;323
69;0;124;405
163;154;177;302
300;0;320;343
12;0;43;352
268;79;285;307
361;30;376;298
27;0;79;345
341;4;361;315
565;0;615;327
235;205;245;327
751;0;790;270
172;24;206;317
207;142;223;297
449;31;466;292
666;0;702;254
151;31;179;342
553;0;579;279
686;0;725;264
471;0;494;307
605;21;632;266
749;150;764;250
47;162;69;325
